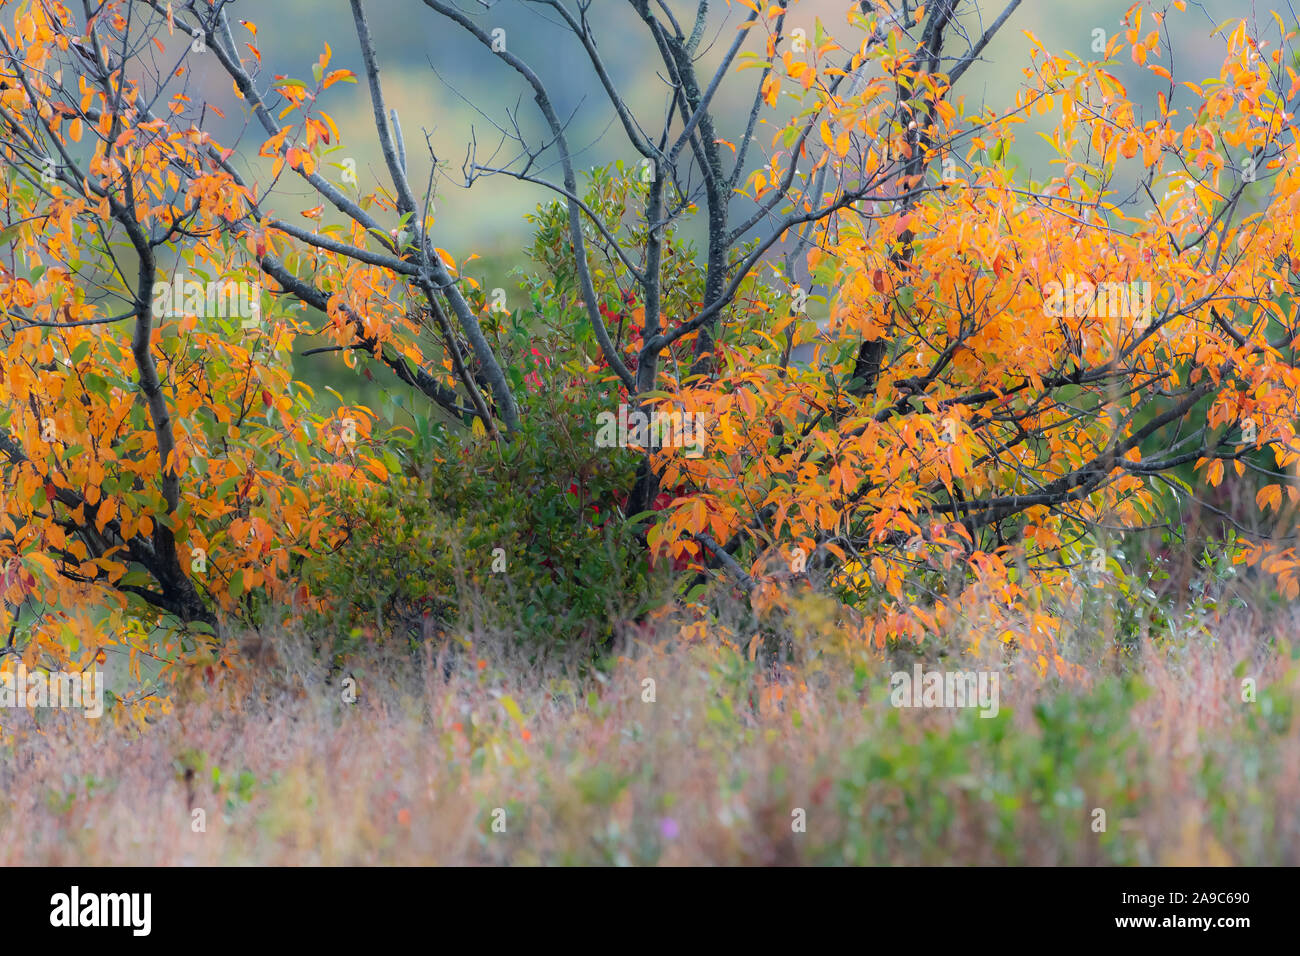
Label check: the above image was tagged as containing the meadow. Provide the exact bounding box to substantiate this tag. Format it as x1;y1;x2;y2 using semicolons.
4;581;1296;866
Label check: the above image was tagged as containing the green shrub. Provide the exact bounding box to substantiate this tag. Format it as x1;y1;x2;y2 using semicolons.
300;379;651;664
827;676;1148;864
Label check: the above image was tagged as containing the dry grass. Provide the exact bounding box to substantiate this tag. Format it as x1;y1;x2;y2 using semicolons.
1;593;1297;865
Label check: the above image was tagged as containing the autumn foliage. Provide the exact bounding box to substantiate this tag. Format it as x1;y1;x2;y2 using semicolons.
1;0;1299;708
657;3;1300;667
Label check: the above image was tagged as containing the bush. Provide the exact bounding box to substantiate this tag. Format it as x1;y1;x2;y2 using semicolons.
300;376;652;665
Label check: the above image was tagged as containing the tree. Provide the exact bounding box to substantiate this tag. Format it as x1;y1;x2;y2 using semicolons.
0;0;367;671
652;1;1300;659
1;0;1297;678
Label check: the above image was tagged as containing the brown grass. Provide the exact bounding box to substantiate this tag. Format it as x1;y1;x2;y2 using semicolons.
1;595;1297;865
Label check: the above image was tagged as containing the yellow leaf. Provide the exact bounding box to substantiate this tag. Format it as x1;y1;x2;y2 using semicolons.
500;694;525;726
